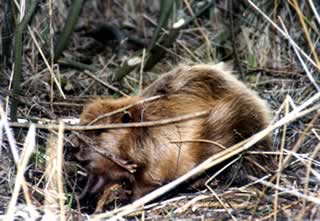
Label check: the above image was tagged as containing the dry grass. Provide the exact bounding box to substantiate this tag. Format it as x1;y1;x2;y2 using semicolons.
0;0;320;220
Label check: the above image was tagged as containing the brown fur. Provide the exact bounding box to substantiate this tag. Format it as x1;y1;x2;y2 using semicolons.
73;63;274;200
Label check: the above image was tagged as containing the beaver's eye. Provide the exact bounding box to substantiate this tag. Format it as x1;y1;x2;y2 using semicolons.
121;111;132;123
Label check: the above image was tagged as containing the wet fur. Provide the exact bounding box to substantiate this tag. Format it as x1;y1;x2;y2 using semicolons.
75;63;273;200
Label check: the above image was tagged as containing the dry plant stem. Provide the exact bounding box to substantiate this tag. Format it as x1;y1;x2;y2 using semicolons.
10;109;210;131
88;95;163;125
278;18;320;92
28;28;66;98
281;112;319;170
122;195;188;217
0;105;32;207
248;175;320;204
39;101;83;107
0;88;57;118
174;195;211;214
48;0;54;106
312;130;320;141
261;201;299;221
183;0;213;60
4;124;35;221
299;142;320;220
206;187;237;221
205;155;242;189
251;111;319;219
10;0;37;122
9;94;320;132
273;97;289;221
282;149;320;180
56;122;66;221
171;139;226;150
204;156;242;221
0;120;3;154
139;49;146;95
48;0;54;67
93;100;320;220
44;133;60;217
83;70;129;97
291;0;320;67
246;151;287;155
247;0;320;71
308;0;320;25
177;41;202;62
0;104;19;163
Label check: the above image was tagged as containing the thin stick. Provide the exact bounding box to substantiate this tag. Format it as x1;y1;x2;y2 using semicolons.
278;17;320;92
174;195;211;214
44;133;59;219
0;104;19;163
282;149;320;180
0;106;32;207
0;119;3;155
261;201;299;221
48;0;54;105
281;112;319;170
171;139;226;150
308;0;320;26
291;0;320;68
205;156;242;188
248;175;320;204
204;156;242;221
57;122;66;221
10;104;207;131
83;70;129;97
299;142;320;219
206;187;237;221
28;27;66;98
139;48;146;95
246;151;287;155
4;125;35;221
183;0;213;60
273;97;289;221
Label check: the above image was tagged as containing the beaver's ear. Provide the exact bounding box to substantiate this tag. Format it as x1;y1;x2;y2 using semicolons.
121;111;132;123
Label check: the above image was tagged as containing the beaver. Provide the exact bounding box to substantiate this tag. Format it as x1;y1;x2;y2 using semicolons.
72;63;273;201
